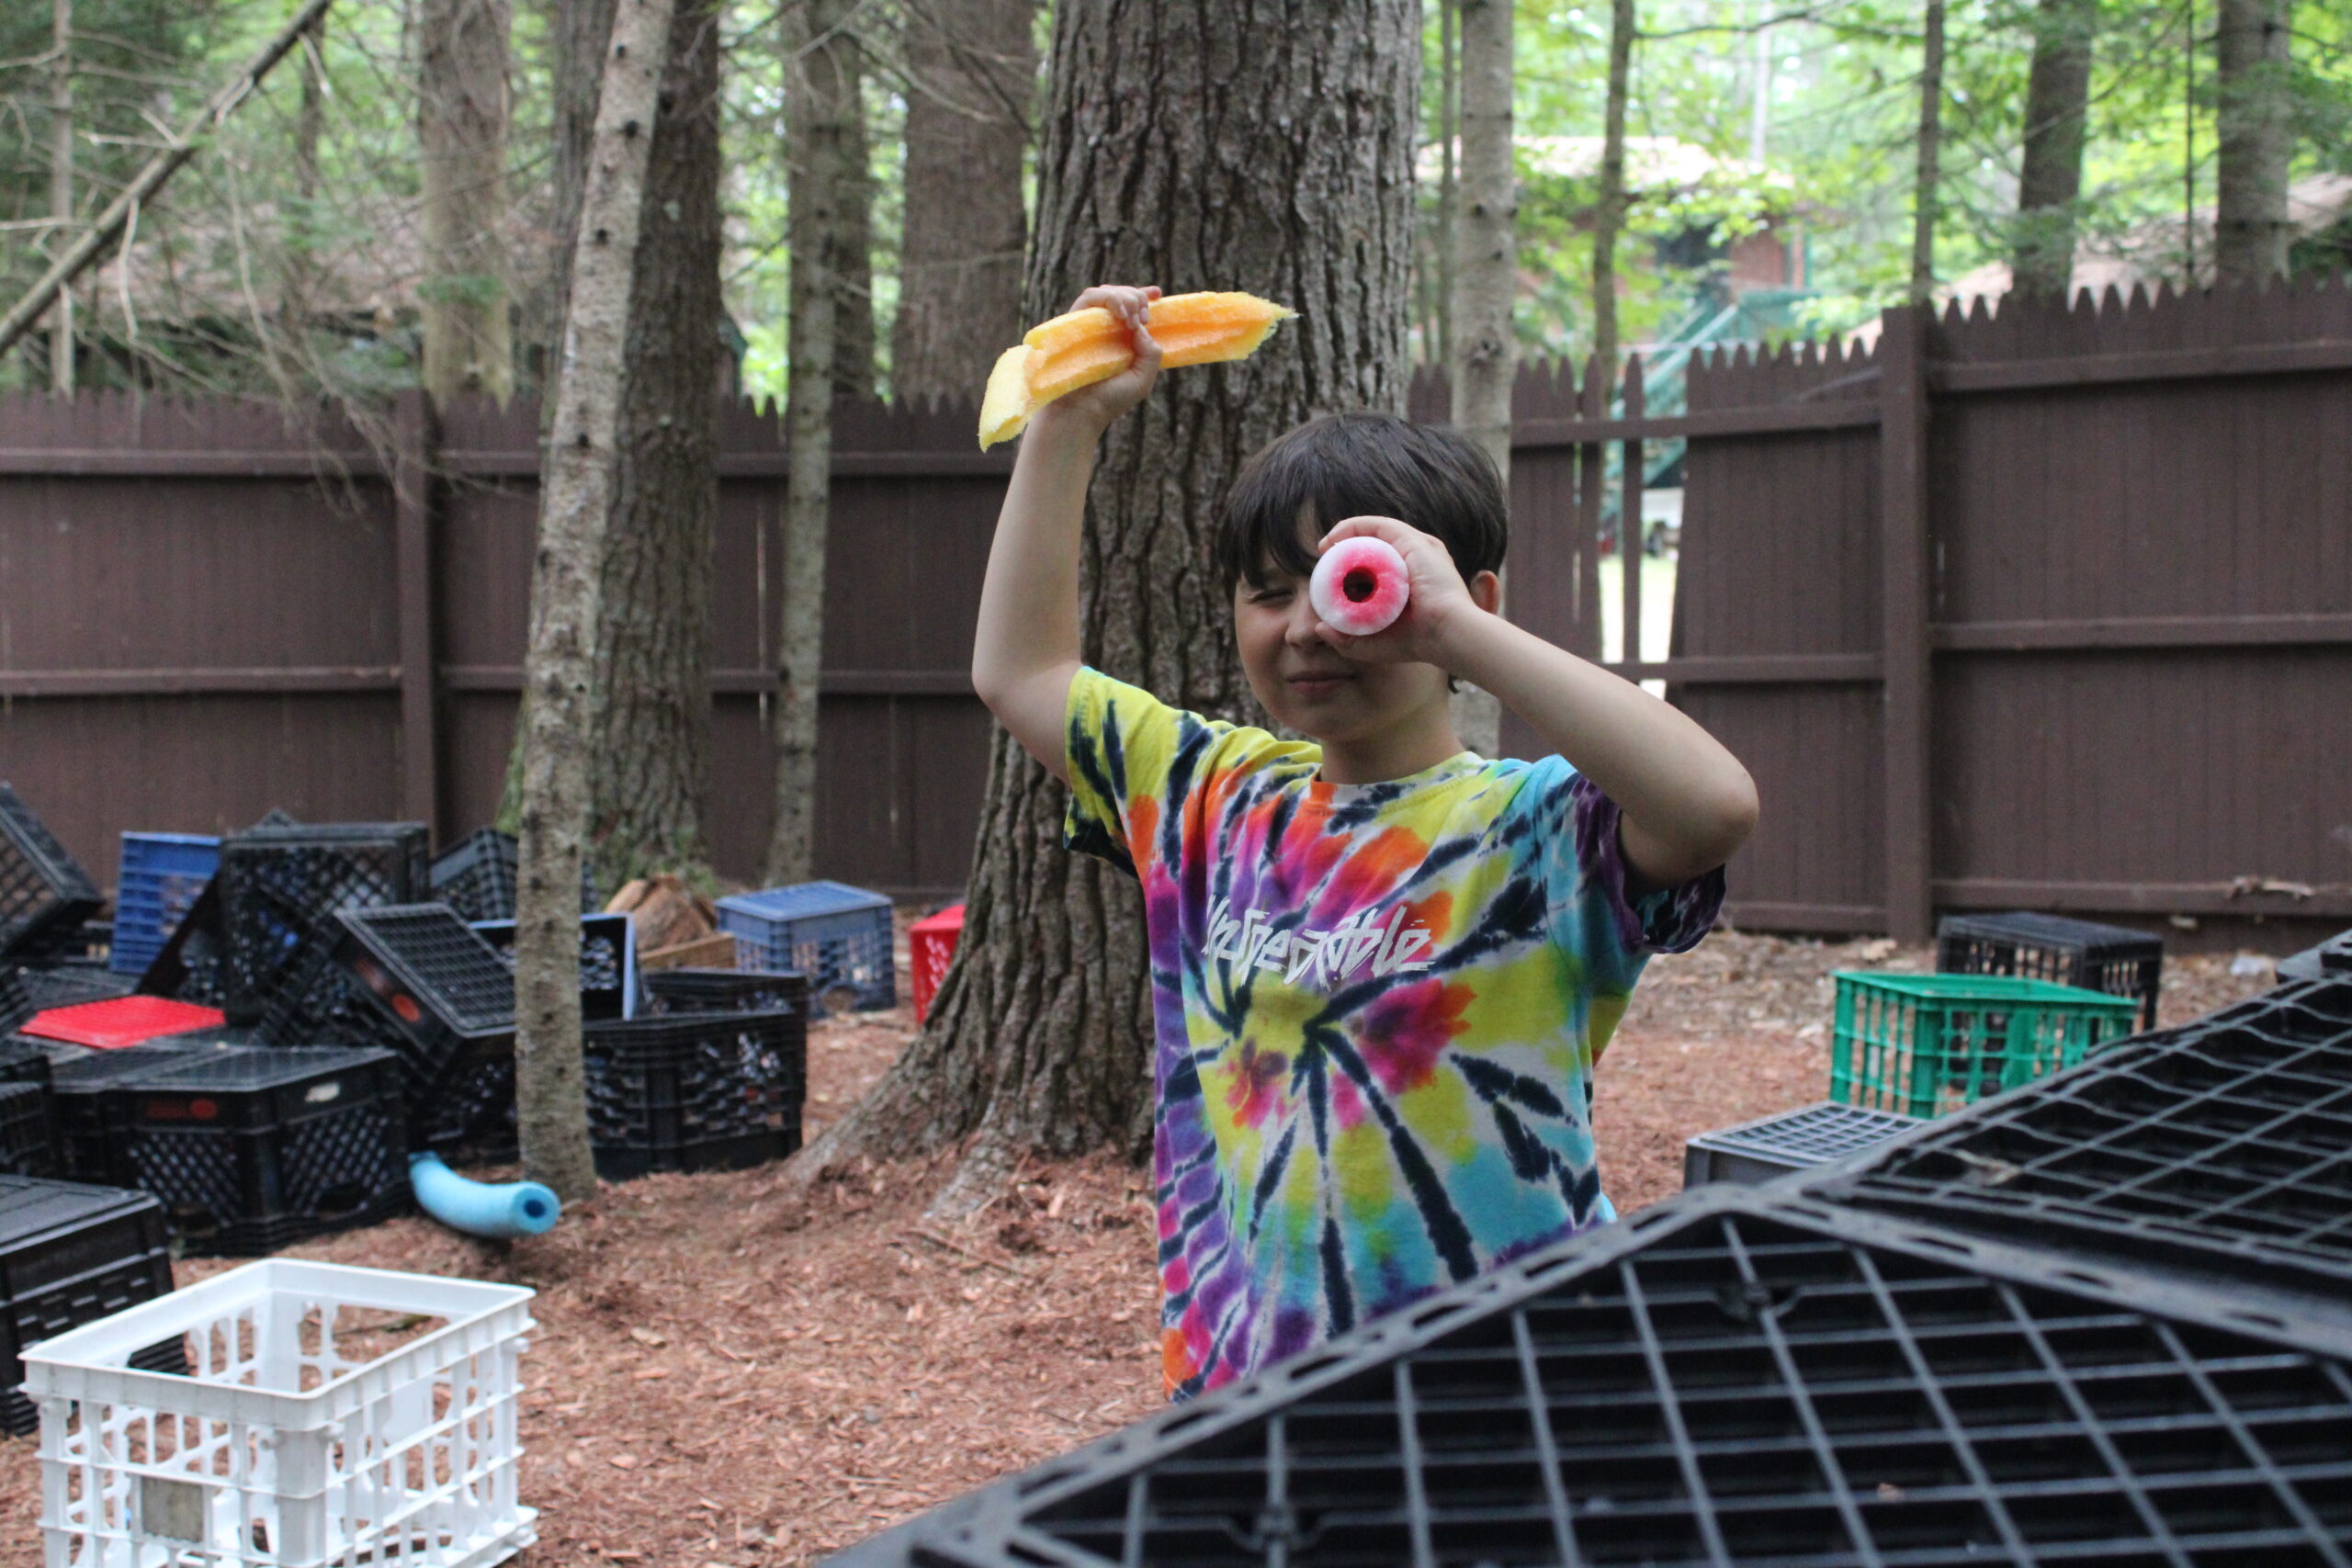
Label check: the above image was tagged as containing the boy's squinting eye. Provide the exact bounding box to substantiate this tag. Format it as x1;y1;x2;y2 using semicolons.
1247;585;1295;606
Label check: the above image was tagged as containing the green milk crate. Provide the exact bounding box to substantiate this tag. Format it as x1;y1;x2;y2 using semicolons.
1829;972;2142;1119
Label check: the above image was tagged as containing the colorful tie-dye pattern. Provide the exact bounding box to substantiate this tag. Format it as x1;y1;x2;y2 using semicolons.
1062;669;1724;1400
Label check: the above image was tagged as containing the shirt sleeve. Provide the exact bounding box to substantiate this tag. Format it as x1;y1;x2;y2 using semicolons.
1510;754;1727;993
1060;666;1189;878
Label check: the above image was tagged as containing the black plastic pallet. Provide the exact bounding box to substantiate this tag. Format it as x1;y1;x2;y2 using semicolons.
1805;975;2352;1306
0;1082;54;1178
1937;910;2165;1032
111;1045;409;1256
0;784;103;963
583;1008;804;1179
642;966;809;1018
1;1173;184;1436
1682;1102;1924;1189
854;1185;2352;1568
216;820;427;1023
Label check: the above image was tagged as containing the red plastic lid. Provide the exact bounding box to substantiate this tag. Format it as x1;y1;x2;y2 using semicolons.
910;903;967;933
19;996;229;1049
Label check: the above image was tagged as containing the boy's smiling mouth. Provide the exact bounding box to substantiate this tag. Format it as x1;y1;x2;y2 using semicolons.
1284;668;1357;699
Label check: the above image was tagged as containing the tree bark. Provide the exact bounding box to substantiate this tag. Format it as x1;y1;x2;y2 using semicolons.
585;0;722;893
514;0;674;1205
2011;0;2095;300
1449;0;1511;758
418;0;514;406
888;0;1034;404
1911;0;1945;302
2214;0;2294;286
765;0;858;886
831;26;877;401
1435;0;1456;367
49;0;72;397
1590;0;1633;382
796;0;1421;1214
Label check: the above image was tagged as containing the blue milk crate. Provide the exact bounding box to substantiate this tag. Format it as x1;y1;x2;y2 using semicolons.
109;833;220;976
717;882;895;1017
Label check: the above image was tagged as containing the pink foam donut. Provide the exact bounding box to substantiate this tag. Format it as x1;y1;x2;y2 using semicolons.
1308;536;1410;636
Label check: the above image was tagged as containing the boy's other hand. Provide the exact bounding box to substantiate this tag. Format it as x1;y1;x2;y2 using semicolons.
1036;285;1165;435
1311;515;1498;667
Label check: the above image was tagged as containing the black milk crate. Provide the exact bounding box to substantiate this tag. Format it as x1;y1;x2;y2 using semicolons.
328;904;516;1146
17;962;136;1012
47;1042;217;1184
0;1082;55;1178
856;1184;2352;1568
428;826;601;923
0;784;103;962
642;966;809;1018
1937;909;2165;1031
0;1173;184;1436
0;1037;50;1088
583;1008;805;1179
133;873;228;1007
217;820;428;1023
2278;928;2350;985
1681;1101;1924;1189
469;912;637;1020
111;1045;408;1256
0;964;31;1032
419;1055;517;1163
1806;974;2352;1304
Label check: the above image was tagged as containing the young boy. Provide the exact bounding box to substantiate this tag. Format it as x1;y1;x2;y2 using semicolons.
973;285;1758;1400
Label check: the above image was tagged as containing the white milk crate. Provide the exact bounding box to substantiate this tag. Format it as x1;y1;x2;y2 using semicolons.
24;1258;536;1568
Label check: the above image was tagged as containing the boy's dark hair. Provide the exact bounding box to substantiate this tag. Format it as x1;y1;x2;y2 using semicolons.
1214;412;1510;592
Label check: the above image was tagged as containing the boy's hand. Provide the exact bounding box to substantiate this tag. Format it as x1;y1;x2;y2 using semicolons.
1034;285;1165;435
1310;515;1496;667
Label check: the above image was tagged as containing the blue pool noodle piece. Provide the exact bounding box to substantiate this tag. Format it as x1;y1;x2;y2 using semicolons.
410;1152;560;1238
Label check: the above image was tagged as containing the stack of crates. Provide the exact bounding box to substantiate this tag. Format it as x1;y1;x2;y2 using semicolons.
1;1173;184;1435
1936;909;2165;1030
108;831;221;976
717;880;894;1017
583;976;808;1179
1829;971;2142;1118
0;784;102;962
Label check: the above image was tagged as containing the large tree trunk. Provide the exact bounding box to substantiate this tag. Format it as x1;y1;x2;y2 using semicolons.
888;0;1034;404
797;0;1421;1214
831;27;877;401
1911;0;1945;302
514;0;675;1204
1448;0;1510;757
418;0;514;406
2214;0;2294;286
1589;0;1633;382
2011;0;2095;300
765;0;859;886
583;0;722;892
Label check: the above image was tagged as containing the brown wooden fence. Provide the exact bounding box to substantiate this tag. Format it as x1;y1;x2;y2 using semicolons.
3;277;2347;936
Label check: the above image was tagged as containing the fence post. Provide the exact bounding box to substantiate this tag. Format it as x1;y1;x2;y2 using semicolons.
392;390;443;842
1877;305;1934;943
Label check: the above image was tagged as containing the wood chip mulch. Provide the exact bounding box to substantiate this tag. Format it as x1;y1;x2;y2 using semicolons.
0;928;2280;1567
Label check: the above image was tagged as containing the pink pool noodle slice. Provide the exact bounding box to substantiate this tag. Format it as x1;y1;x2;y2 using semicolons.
1309;536;1411;636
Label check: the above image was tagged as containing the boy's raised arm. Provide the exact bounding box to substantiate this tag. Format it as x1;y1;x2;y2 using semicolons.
970;286;1163;785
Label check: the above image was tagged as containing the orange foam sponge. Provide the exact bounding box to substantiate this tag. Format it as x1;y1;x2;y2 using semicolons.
978;291;1295;449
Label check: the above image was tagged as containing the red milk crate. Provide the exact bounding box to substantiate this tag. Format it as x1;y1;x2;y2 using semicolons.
909;903;965;1023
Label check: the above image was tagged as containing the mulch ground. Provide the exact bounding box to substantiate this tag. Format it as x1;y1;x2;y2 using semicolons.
0;923;2279;1567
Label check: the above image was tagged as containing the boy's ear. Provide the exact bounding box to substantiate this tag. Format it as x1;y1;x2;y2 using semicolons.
1469;570;1503;616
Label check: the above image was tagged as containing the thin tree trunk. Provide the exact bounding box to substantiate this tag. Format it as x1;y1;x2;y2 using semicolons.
50;0;72;396
1449;0;1511;758
888;0;1034;404
2214;0;2293;285
287;12;325;323
514;0;674;1205
2013;0;2095;300
1590;0;1634;382
418;0;514;406
795;0;1421;1215
1911;0;1945;302
537;0;618;383
1437;0;1456;368
766;0;857;886
831;27;876;401
586;0;721;892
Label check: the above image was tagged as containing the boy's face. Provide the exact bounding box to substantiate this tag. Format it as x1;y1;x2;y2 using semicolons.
1233;512;1454;746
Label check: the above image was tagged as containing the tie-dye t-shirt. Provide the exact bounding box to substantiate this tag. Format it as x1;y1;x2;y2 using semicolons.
1063;667;1724;1400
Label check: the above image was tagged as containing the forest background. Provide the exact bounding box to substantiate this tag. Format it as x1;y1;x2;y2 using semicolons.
6;0;2348;407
